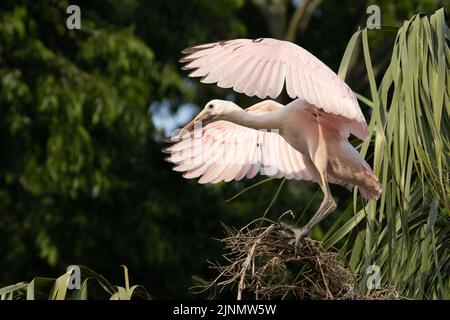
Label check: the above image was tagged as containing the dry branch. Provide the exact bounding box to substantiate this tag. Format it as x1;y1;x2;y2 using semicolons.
193;218;398;300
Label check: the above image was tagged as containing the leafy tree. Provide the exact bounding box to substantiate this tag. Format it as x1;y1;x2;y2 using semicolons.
0;0;246;298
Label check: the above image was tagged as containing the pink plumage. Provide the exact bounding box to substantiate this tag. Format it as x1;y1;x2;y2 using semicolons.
181;38;368;139
165;38;382;243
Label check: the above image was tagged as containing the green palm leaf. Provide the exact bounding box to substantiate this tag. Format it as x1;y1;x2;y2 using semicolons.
0;265;152;300
325;8;449;299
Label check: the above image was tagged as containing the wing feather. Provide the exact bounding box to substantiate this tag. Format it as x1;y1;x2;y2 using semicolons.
233;58;261;93
165;101;315;184
243;60;266;97
181;38;368;139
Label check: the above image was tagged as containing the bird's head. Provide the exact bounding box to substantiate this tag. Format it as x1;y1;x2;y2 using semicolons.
178;99;240;136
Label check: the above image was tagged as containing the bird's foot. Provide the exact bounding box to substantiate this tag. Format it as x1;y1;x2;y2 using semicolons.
279;222;310;255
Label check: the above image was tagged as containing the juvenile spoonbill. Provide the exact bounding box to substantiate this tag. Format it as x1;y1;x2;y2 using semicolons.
164;38;381;245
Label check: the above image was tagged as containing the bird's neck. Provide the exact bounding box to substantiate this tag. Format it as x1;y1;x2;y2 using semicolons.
225;109;281;131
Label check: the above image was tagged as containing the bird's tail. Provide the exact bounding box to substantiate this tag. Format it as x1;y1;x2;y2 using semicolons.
358;165;382;200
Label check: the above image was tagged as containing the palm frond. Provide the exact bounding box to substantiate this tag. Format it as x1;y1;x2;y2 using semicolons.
0;265;152;300
326;8;450;300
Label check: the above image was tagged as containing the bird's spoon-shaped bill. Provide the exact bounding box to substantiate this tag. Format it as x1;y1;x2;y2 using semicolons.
177;109;209;139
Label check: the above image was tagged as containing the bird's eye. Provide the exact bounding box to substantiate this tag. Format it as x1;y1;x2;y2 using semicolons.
208;104;214;109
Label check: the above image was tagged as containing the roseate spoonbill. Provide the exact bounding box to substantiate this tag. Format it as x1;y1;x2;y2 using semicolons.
164;38;381;245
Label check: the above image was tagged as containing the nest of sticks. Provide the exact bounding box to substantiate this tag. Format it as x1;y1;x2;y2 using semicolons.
194;216;398;300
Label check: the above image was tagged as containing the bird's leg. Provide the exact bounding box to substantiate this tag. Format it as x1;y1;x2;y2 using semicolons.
281;120;337;250
296;179;336;240
281;177;336;251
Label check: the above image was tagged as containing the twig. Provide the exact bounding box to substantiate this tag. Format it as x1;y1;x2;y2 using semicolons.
316;257;333;299
193;218;398;300
237;224;275;300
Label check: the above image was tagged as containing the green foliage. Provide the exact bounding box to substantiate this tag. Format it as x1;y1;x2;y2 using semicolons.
325;8;449;299
0;0;245;298
0;265;151;300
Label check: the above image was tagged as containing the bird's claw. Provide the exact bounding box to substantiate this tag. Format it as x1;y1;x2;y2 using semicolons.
280;222;310;255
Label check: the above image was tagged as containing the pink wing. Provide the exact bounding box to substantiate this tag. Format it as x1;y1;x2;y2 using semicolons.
164;101;316;184
181;38;368;140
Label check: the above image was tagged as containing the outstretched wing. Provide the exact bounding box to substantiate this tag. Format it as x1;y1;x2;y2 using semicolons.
180;38;368;139
163;101;316;184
